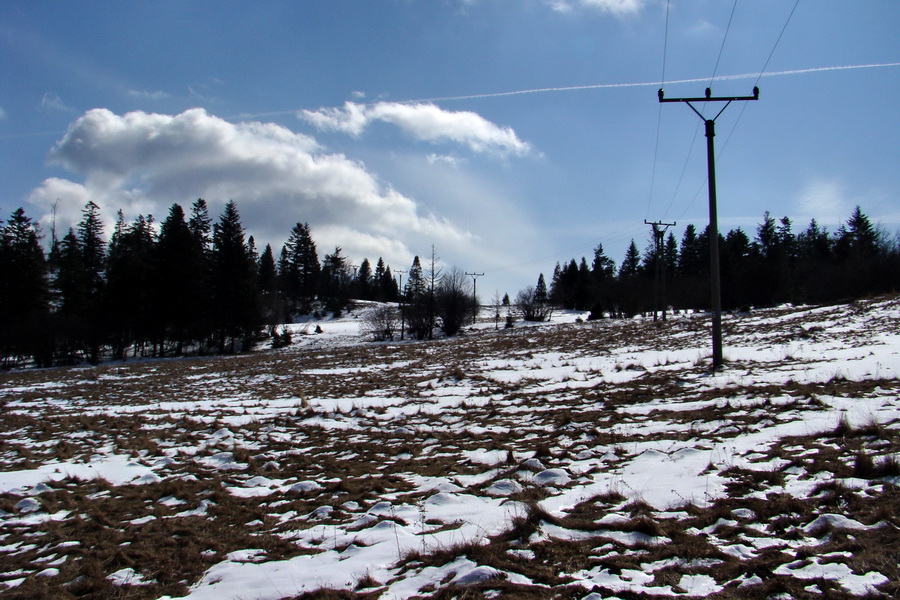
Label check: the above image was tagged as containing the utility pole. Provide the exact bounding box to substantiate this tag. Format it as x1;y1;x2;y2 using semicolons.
465;272;484;325
659;86;759;369
395;270;406;340
644;220;676;322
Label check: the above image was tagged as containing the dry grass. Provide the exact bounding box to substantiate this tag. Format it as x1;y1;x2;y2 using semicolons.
1;296;899;598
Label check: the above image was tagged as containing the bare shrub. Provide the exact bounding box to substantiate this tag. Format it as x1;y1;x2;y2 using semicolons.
361;305;400;342
516;286;553;322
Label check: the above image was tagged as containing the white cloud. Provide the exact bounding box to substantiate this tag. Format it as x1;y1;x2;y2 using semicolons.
28;108;470;267
548;0;644;15
427;154;466;168
40;92;75;113
796;178;853;227
126;89;172;101
0;106;6;120
300;101;532;158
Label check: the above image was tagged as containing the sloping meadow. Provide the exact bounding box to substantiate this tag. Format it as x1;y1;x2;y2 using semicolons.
1;297;899;599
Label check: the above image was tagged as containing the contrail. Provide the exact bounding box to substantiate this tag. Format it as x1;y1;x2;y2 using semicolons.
228;62;900;120
408;62;900;104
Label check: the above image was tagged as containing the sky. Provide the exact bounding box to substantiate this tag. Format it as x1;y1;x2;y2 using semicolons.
1;0;898;297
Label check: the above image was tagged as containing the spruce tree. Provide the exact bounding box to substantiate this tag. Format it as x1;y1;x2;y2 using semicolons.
105;214;158;359
257;244;282;336
211;201;259;352
320;247;351;316
0;208;50;366
282;222;320;313
619;240;641;278
157;203;209;354
356;258;373;300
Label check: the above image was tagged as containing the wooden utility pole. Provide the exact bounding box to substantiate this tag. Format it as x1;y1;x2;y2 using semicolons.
644;220;676;322
395;270;406;340
659;86;759;369
465;272;484;324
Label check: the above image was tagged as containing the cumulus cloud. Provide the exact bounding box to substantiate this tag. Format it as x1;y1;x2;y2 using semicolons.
28;108;470;266
300;101;532;157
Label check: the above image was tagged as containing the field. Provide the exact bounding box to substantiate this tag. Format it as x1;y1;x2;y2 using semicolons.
1;297;899;599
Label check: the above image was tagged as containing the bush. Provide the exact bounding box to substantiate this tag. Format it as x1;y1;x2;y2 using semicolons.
362;305;400;342
516;286;553;322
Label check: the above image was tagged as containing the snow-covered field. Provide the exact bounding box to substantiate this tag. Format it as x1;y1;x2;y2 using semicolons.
1;297;899;599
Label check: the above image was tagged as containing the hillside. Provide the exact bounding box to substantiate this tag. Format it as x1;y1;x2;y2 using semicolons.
1;297;899;599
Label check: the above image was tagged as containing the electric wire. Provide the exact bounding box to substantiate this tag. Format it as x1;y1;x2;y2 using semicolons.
710;0;739;87
672;0;800;223
662;0;739;219
711;0;802;169
645;0;671;221
756;0;801;86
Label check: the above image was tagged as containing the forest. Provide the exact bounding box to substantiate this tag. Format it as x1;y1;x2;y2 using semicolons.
540;206;900;321
0;199;897;369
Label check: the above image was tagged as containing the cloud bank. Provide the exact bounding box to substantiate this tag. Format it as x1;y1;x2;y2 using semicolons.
28;108;470;266
300;102;532;157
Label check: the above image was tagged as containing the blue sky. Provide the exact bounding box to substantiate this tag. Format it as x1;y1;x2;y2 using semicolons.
1;0;898;297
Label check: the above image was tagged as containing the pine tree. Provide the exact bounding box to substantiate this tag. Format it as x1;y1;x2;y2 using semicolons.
320;247;351;316
53;228;90;362
0;208;50;366
535;273;548;304
257;244;282;336
77;201;106;297
404;256;430;339
105;214;158;359
678;225;703;277
211;201;259;352
591;244;616;280
157;203;209;354
798;219;831;260
356;258;373;300
845;205;878;258
282;222;320;313
188;198;212;254
619;240;641;279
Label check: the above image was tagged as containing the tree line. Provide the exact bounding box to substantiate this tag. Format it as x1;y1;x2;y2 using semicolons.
0;199;415;368
531;206;899;320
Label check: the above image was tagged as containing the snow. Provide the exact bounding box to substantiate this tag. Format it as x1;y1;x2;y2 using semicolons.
2;298;900;598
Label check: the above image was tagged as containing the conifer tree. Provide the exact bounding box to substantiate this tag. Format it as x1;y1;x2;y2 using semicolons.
156;204;209;354
0;208;50;366
211;201;259;352
281;222;320;313
105;213;158;359
257;244;282;336
320;247;351;316
356;258;373;300
188;198;212;254
619;240;641;279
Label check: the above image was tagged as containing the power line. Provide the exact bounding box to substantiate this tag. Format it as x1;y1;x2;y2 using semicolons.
710;0;739;87
646;0;672;221
692;0;801;188
756;0;801;86
669;1;800;222
227;61;898;121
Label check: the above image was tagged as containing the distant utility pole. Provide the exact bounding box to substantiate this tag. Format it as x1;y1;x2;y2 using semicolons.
395;270;406;340
465;272;484;325
644;220;676;322
659;86;759;370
